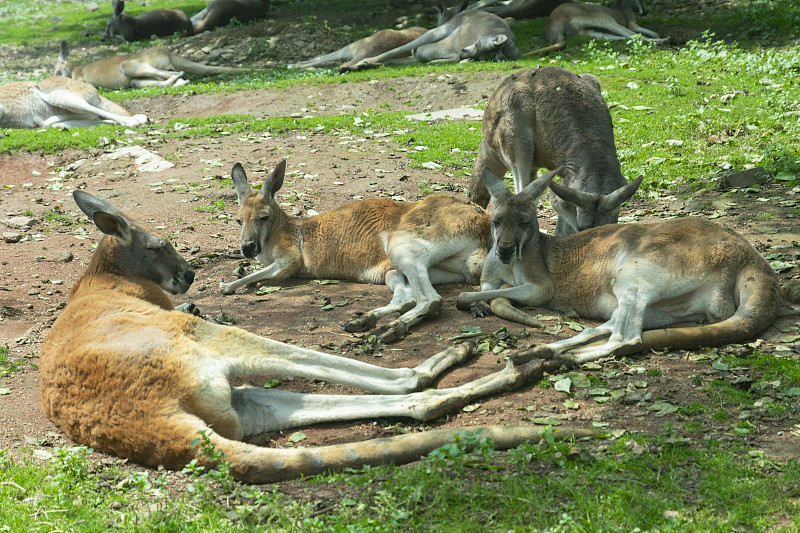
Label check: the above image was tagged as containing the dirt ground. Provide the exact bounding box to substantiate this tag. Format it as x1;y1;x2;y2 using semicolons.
1;0;799;490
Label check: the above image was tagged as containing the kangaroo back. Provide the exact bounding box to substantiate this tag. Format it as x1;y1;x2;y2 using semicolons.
102;0;193;41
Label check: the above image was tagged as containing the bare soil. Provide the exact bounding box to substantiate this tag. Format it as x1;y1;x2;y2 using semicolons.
1;0;799;493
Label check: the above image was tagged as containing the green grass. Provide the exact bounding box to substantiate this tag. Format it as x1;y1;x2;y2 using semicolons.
1;430;798;531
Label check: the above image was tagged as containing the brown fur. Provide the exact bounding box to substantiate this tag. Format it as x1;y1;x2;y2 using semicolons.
222;160;491;343
40;189;592;483
458;170;782;365
192;0;270;33
525;0;665;56
55;42;248;90
102;0;193;42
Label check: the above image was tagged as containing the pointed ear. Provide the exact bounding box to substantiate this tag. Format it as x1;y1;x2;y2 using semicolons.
262;159;286;198
599;175;643;212
59;41;70;61
522;167;559;202
483;169;512;204
73;190;132;245
460;0;469;11
113;0;124;16
436;0;446;14
231;162;251;204
493;34;508;46
548;181;595;209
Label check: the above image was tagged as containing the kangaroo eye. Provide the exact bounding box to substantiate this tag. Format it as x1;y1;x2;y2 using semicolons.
259;215;269;222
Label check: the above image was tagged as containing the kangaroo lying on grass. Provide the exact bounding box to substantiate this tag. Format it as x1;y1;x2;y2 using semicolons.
101;0;193;41
220;160;491;343
0;76;147;129
457;169;783;366
289;27;428;71
342;0;520;72
469;66;641;236
192;0;271;33
55;41;249;90
39;189;591;483
467;0;572;20
525;0;666;56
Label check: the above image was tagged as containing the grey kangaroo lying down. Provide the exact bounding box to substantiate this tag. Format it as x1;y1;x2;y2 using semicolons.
457;169;784;366
38;188;592;483
101;0;193;41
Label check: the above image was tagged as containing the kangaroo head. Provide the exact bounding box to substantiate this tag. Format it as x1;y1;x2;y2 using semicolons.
459;34;508;61
436;0;468;25
616;0;648;16
549;175;643;233
484;168;557;264
101;0;128;41
73;190;195;294
231;160;286;259
54;41;75;78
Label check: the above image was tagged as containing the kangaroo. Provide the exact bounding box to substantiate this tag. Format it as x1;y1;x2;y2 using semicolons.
289;27;428;71
469;66;642;236
342;1;520;72
525;0;666;56
220;160;491;344
467;0;572;20
55;41;249;90
39;189;591;483
0;76;148;129
101;0;193;42
191;0;271;33
456;169;783;366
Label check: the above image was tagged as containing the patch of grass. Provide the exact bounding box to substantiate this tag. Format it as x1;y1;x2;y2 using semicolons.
196;199;226;212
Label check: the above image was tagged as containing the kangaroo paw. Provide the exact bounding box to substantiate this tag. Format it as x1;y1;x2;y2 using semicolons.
378;321;409;344
509;344;555;365
342;313;378;333
219;279;236;295
472;301;492;318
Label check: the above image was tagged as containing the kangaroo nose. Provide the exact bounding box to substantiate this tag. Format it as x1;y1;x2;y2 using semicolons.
184;268;195;285
496;244;516;264
241;241;258;258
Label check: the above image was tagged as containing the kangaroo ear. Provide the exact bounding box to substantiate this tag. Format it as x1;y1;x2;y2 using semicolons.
59;41;70;61
460;0;469;11
548;181;595;209
262;159;286;198
436;0;446;14
113;0;124;16
599;175;644;213
231;163;251;204
483;169;512;203
522;167;559;201
73;190;132;245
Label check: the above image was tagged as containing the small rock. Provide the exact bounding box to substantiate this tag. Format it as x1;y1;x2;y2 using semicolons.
2;216;38;230
722;166;768;188
58;251;74;263
86;2;99;11
3;232;22;243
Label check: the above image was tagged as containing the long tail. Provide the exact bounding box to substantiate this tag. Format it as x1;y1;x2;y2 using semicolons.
523;42;565;57
214;425;595;483
170;55;250;74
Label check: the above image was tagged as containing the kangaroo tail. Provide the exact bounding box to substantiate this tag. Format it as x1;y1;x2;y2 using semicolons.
523;42;566;57
213;425;595;483
639;264;781;352
169;55;250;74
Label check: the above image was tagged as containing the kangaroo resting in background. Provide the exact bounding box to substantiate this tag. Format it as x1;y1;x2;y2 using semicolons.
0;76;148;129
469;66;642;236
192;0;271;33
39;189;591;483
457;169;783;366
101;0;193;41
525;0;666;56
55;41;249;90
289;27;428;71
342;0;520;72
467;0;572;20
220;160;491;344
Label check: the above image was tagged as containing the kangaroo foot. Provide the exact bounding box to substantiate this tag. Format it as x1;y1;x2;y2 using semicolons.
342;313;378;333
509;344;555;365
378;321;409;344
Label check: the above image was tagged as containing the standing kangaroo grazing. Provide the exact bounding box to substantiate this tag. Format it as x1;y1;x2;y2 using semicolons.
457;169;783;366
469;66;642;236
55;41;249;90
525;0;666;56
220;160;491;344
101;0;193;42
39;189;591;483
